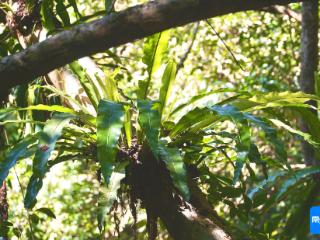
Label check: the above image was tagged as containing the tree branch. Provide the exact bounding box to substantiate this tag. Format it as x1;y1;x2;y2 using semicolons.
0;0;307;91
131;146;234;240
177;22;200;72
299;0;319;169
262;5;302;21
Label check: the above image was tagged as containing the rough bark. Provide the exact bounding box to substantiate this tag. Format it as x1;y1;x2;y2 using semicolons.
0;182;8;220
129;146;234;240
0;125;9;239
299;0;319;166
0;0;307;91
0;182;8;239
0;0;5;24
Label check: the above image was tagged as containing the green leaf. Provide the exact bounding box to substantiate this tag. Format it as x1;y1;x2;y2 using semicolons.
41;0;55;31
248;143;262;163
233;120;251;184
159;145;190;200
283;183;316;238
244;91;320;111
39;85;91;114
276;167;320;200
270;118;318;147
24;104;95;126
105;0;115;13
171;90;320;120
137;100;189;200
69;62;99;110
226;91;319;113
13;227;22;237
248;167;320;202
291;107;320;144
104;68;120;102
170;107;209;138
36;207;56;219
47;154;85;169
56;0;70;26
159;61;177;121
124;106;132;148
97;100;125;185
143;31;170;77
0;135;38;185
0;104;95;126
0;104;77;116
221;186;243;198
23;104;77;114
247;171;286;199
15;84;28;119
98;171;125;232
171;104;288;163
137;100;161;157
169;88;241;117
24;113;73;209
139;31;170;99
29;213;40;224
67;0;81;19
316;72;320;97
171;105;258;137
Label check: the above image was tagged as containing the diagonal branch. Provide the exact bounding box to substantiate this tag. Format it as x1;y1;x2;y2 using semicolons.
0;0;307;91
177;22;200;72
262;5;302;21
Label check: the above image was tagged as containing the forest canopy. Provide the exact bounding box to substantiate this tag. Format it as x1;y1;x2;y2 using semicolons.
0;0;319;239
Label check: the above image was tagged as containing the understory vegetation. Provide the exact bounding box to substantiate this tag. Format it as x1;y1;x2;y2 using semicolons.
0;0;319;239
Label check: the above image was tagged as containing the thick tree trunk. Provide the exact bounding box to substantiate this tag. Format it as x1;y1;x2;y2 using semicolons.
299;0;319;166
0;0;307;91
0;181;8;239
0;183;8;217
0;155;8;239
0;126;9;239
130;147;235;240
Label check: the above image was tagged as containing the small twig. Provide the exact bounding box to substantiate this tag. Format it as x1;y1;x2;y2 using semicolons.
205;20;245;71
177;22;200;73
220;148;235;168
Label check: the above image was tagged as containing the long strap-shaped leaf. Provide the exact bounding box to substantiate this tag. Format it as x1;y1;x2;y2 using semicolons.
171;105;289;166
159;61;177;121
24;113;73;209
248;166;320;201
96;100;126;231
137;100;189;200
97;100;125;185
0;134;38;185
210;105;288;163
233;120;251;184
159;144;190;200
97;170;125;232
137;100;161;157
138;31;170;99
169;88;242;117
69;62;100;110
170;91;320;137
0;104;95;126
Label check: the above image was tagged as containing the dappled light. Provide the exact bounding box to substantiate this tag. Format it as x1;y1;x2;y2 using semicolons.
0;0;318;239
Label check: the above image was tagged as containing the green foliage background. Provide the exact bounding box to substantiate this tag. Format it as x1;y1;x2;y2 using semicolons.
0;0;319;239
